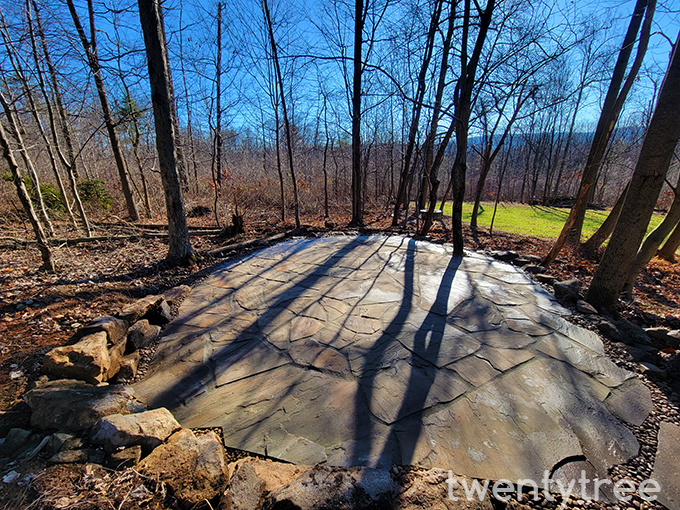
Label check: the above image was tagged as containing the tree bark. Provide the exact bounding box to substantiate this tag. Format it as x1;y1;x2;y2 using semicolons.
587;29;680;312
263;0;299;228
581;180;630;254
138;0;194;263
66;0;139;222
657;220;680;262
350;0;365;226
544;0;655;266
0;117;53;270
623;188;680;293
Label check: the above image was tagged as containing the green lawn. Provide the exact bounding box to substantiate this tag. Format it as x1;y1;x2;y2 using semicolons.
438;202;664;241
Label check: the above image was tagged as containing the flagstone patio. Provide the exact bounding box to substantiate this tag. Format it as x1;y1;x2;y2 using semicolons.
134;235;651;483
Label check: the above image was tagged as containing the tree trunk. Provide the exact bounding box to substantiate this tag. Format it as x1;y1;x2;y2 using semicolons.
392;0;443;226
449;0;495;254
66;0;139;222
623;188;680;293
350;0;365;226
138;0;194;263
0;118;53;270
0;88;54;237
657;220;680;262
587;29;680;312
263;0;299;228
581;180;630;254
544;0;655;266
27;0;90;235
216;2;223;187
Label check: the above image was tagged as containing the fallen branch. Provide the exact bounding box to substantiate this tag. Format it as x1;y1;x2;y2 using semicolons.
1;230;221;249
206;230;297;258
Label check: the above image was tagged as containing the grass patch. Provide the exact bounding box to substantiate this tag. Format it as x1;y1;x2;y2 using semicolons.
438;202;664;241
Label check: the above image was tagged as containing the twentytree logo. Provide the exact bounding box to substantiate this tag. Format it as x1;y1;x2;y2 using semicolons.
445;471;661;509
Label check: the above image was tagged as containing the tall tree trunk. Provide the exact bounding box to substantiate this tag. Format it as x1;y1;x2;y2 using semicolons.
449;0;495;254
263;0;299;228
138;0;194;263
0;91;55;236
587;29;680;312
26;0;90;234
0;118;53;270
581;180;630;254
179;3;199;195
215;2;223;187
623;188;680;293
392;0;443;226
544;0;655;266
159;8;188;192
418;2;455;236
657;220;680;262
350;0;365;226
66;0;139;222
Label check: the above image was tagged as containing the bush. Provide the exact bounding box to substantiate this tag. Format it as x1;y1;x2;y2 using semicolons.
78;179;112;210
2;172;66;211
40;182;64;211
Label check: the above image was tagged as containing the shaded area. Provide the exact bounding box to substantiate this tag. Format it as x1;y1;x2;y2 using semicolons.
134;235;649;482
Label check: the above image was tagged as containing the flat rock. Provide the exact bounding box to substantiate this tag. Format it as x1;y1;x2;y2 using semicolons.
134;236;646;485
604;377;653;426
91;407;181;453
220;460;265;510
139;428;228;507
25;379;135;432
106;444;142;470
652;422;680;510
127;320;161;350
77;315;129;344
265;466;395;510
227;458;310;493
43;331;111;384
119;295;165;323
162;285;191;307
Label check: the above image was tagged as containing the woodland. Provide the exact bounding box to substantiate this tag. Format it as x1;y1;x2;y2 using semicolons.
0;0;679;507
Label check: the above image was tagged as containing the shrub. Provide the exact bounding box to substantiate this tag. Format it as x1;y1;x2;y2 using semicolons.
78;178;112;210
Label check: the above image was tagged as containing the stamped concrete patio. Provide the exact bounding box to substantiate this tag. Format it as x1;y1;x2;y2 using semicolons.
134;235;651;483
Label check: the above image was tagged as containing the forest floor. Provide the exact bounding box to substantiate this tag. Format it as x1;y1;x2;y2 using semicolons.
0;208;679;509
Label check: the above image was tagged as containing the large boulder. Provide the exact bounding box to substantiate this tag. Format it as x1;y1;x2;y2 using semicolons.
43;332;111;384
117;352;141;380
138;428;228;508
76;316;129;344
119;295;170;324
652;422;680;510
553;279;580;303
220;462;266;510
90;407;181;453
25;379;135;432
162;285;191;307
127;320;161;351
265;466;396;510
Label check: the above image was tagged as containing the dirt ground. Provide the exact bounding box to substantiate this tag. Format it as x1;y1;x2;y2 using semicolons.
0;209;678;509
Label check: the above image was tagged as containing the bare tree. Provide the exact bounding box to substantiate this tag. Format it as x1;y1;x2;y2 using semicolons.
587;29;680;312
138;0;194;263
263;0;300;228
544;0;656;266
66;0;139;221
0;116;53;270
